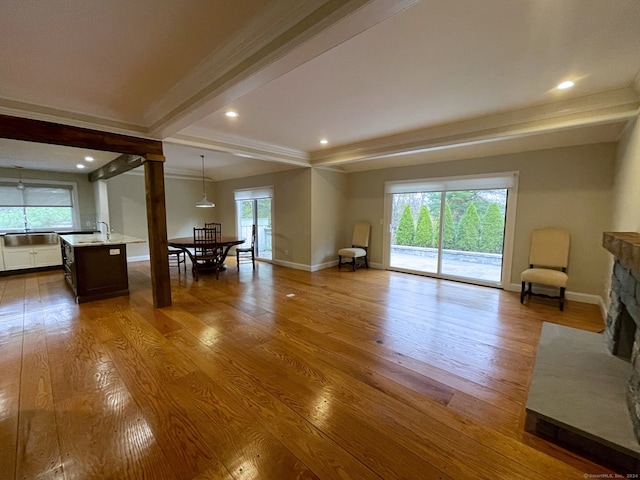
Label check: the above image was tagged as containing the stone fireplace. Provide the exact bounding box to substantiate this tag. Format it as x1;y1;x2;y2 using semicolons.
525;232;640;471
603;232;640;444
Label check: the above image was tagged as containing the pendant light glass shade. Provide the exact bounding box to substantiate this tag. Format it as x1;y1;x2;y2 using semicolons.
195;155;214;208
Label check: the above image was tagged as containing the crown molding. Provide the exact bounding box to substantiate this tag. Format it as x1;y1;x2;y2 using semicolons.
309;88;640;166
124;166;208;181
166;133;309;167
0;98;151;138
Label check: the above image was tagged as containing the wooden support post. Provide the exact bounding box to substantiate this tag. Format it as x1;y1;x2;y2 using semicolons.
144;155;172;308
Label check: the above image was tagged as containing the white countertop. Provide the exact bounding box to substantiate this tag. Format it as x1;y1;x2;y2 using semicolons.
59;233;146;247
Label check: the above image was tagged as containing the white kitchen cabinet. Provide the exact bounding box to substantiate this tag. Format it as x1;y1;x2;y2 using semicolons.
2;244;62;270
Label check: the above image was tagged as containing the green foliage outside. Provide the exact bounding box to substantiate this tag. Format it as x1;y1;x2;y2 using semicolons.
414;205;434;247
391;190;506;254
442;202;456;249
395;205;415;245
456;202;480;251
240;199;271;225
480;203;504;253
0;207;72;230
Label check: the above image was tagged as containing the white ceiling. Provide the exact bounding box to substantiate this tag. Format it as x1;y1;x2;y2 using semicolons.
1;0;639;181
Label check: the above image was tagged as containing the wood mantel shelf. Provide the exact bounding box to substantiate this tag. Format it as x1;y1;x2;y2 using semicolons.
603;232;640;273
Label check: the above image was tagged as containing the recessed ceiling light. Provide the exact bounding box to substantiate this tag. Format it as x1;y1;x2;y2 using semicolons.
225;111;238;118
84;156;94;162
319;139;328;145
557;80;575;90
76;164;85;169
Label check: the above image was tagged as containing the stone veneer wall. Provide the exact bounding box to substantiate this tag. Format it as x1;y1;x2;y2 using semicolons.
603;232;640;444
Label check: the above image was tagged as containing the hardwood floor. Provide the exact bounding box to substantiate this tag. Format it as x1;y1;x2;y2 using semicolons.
0;261;616;479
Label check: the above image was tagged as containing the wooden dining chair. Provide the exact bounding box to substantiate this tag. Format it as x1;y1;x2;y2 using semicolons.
167;246;186;274
204;222;221;239
236;224;256;270
192;227;223;280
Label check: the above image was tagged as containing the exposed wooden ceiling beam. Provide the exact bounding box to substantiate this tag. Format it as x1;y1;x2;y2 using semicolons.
0;114;163;156
88;154;144;182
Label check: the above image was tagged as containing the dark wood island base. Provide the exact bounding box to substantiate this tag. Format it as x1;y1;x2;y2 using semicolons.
59;233;145;303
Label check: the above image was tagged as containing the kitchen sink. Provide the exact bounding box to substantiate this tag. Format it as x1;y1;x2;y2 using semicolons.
3;233;59;247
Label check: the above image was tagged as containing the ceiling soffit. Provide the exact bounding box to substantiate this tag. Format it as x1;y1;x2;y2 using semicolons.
308;88;640;166
167;132;308;167
171;87;639;169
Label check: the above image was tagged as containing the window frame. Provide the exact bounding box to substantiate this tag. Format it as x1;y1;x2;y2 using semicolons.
383;172;519;288
0;177;81;233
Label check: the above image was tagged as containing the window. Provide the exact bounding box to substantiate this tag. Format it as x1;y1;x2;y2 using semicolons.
0;181;77;232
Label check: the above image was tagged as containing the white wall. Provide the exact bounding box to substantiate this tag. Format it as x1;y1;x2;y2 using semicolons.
105;170;216;259
311;168;348;269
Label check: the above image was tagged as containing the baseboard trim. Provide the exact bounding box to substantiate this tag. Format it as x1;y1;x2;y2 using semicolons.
128;255;150;263
271;259;312;271
506;282;604;308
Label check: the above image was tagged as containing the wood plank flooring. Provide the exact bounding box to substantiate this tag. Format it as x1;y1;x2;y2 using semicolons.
0;261;617;479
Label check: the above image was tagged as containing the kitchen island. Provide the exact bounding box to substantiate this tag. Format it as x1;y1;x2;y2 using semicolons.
59;233;145;303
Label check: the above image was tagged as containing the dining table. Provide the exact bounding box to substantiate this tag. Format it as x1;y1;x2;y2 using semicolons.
168;235;245;273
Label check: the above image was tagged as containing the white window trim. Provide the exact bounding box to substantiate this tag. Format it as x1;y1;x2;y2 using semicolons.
233;186;274;201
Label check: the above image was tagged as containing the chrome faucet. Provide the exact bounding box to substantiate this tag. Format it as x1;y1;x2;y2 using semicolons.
96;221;111;240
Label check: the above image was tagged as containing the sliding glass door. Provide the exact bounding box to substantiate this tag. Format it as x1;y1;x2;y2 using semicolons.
235;187;273;260
385;173;517;288
390;192;441;274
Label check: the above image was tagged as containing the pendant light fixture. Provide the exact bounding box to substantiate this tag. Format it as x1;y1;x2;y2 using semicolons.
15;166;25;190
195;155;214;208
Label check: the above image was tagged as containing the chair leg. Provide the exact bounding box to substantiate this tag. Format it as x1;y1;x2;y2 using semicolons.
251;252;255;270
352;258;356;271
520;281;526;304
559;287;566;311
236;251;240;271
338;255;342;269
364;255;369;268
